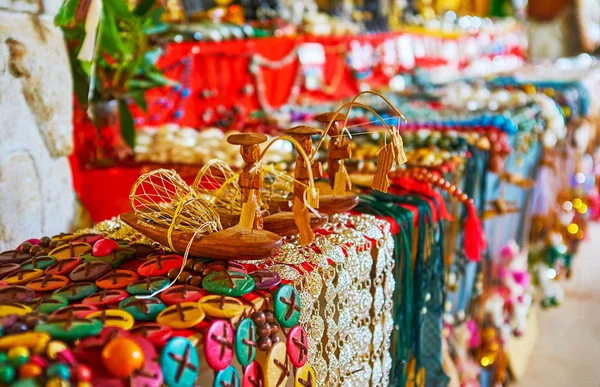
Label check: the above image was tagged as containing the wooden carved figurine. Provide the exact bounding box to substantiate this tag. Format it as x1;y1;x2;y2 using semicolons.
372;143;395;193
282;126;324;245
227;133;267;230
314;112;352;194
283;125;324;201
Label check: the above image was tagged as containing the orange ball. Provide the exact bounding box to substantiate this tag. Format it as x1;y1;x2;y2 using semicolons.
101;338;144;378
19;363;43;379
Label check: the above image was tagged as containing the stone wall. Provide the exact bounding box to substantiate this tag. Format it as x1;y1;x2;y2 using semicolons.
0;0;74;250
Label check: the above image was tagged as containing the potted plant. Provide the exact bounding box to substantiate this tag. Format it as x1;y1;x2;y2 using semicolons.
55;0;175;164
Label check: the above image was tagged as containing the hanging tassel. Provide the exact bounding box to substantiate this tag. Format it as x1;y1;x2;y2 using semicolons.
390;126;408;165
372;143;394;193
238;190;256;229
293;197;314;245
77;0;102;61
463;203;486;262
333;165;349;196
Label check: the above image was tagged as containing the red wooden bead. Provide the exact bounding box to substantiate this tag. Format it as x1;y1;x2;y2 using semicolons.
92;239;119;257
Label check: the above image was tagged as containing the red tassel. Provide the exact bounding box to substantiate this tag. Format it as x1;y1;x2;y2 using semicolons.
390;177;453;221
464;203;486;262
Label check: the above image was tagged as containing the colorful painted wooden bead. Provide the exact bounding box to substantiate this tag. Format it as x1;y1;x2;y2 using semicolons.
20;256;56;270
0;250;31;264
160;285;204;305
0;263;22;279
47;363;71;380
214;365;240;387
51;233;76;243
0;302;31;318
18;362;43;379
0;333;51;352
27;354;47;368
202;271;255;297
69;261;111;282
249;270;281;290
71;234;103;245
53;282;97;301
199;295;244;319
73;327;131;366
235;318;257;367
204;320;234;371
35;316;102;341
243;361;264;387
7;346;29;367
131;359;163;387
119;296;166;321
91;239;119;257
138;255;184;277
207;261;248;274
80;248;132;267
81;289;128;307
129;243;161;258
48;243;92;259
0;364;16;384
130;323;173;346
101;337;144;378
129;335;163;386
0;285;35;303
127;276;169;296
27;275;69;292
86;310;134;330
274;285;301;328
45;377;69;387
286;326;308;367
295;363;316;387
44;258;81;276
75;363;92;382
95;269;139;289
4;269;44;285
46;341;68;360
24;295;68;314
50;304;97;320
264;342;290;387
160;337;199;387
156;302;205;329
12;378;41;387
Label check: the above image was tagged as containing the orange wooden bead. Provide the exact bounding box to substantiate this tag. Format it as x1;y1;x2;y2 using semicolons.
101;338;144;378
19;363;42;379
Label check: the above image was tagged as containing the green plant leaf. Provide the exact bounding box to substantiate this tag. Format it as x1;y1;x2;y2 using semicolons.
54;0;78;26
127;79;156;89
134;0;156;16
128;90;147;111
144;70;175;86
142;8;168;34
103;0;134;20
101;8;128;56
118;99;136;148
68;50;91;105
80;60;92;77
